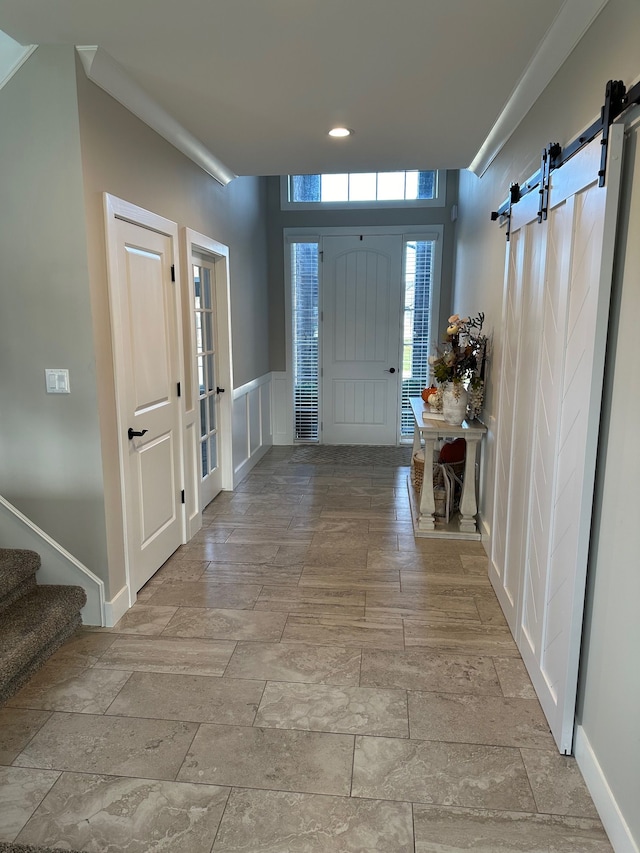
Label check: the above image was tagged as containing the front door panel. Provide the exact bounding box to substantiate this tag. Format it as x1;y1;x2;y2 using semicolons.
322;235;402;444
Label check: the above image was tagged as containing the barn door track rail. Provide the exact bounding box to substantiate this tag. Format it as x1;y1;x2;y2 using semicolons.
491;78;640;238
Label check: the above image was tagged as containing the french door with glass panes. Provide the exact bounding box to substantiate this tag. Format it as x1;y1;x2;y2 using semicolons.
193;258;222;505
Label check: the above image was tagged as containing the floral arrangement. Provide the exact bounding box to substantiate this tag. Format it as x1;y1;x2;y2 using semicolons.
429;312;487;417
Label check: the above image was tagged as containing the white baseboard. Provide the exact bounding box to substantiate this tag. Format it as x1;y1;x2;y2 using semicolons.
478;514;491;556
103;584;130;627
233;442;271;488
574;725;639;853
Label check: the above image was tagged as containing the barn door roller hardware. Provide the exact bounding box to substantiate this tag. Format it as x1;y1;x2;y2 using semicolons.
491;78;640;232
538;143;562;223
491;183;520;241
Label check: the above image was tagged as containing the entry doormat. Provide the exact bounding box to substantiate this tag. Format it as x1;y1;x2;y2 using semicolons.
289;445;412;467
0;845;84;853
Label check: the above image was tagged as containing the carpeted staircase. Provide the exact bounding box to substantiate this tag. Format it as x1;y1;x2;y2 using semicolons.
0;548;86;704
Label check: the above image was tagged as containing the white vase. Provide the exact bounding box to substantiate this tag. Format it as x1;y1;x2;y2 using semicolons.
442;383;469;425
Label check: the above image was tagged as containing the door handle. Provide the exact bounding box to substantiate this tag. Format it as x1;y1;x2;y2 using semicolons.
385;368;397;374
216;386;225;394
128;428;148;440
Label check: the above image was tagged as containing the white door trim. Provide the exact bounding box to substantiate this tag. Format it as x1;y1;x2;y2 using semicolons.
103;194;186;608
283;225;444;445
181;228;234;529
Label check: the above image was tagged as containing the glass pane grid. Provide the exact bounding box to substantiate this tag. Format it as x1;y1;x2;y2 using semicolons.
401;241;434;436
194;263;219;479
290;171;436;203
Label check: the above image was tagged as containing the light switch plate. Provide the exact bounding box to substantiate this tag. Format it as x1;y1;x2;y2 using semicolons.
45;368;70;394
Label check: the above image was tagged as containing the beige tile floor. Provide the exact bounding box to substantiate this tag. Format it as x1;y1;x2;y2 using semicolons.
0;447;613;852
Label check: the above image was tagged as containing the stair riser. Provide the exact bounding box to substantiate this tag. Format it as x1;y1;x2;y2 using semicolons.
0;575;37;615
0;583;87;705
0;547;41;605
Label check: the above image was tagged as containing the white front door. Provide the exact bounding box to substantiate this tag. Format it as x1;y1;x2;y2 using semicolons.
490;128;624;752
107;204;184;594
321;234;403;444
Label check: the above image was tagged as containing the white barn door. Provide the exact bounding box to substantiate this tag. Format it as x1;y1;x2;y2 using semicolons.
491;189;547;632
490;127;624;752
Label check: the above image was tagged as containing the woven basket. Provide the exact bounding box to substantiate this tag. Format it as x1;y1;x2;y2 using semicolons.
412;451;449;518
412;450;425;490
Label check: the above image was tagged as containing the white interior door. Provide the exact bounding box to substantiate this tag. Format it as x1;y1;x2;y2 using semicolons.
490;128;624;752
107;203;184;595
182;231;234;537
193;257;223;506
321;234;403;444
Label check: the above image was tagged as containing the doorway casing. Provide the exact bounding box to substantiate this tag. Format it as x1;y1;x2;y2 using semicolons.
283;225;443;446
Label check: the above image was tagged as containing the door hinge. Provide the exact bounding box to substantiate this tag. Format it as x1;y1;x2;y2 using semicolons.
171;264;175;282
320;368;323;377
177;381;181;397
319;251;324;262
181;489;185;504
320;311;324;322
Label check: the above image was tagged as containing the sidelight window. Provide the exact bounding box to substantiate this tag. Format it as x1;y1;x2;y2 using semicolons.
291;241;320;442
401;239;435;437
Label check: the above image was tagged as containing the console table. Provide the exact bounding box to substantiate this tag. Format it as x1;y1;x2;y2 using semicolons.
408;396;487;539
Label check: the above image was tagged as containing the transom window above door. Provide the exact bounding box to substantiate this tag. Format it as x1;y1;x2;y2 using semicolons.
281;171;444;209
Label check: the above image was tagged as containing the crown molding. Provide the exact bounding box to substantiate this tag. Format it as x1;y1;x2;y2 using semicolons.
76;45;235;186
0;30;37;91
469;0;610;176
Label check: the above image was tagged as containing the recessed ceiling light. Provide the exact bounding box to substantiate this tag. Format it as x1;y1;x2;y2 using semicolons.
328;127;353;138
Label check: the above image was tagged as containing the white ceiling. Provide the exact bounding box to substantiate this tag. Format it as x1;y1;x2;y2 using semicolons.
0;0;605;177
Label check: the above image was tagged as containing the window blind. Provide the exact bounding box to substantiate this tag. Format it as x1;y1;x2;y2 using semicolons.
401;240;434;436
292;242;320;441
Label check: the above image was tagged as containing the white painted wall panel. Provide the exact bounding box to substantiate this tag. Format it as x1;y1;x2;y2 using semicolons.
232;393;248;474
260;381;272;446
249;387;261;456
232;375;273;485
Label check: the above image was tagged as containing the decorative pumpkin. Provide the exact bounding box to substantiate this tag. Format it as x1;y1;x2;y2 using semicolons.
421;386;438;403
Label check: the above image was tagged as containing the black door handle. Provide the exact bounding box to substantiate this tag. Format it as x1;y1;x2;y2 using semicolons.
216;386;225;394
128;428;148;440
385;368;397;374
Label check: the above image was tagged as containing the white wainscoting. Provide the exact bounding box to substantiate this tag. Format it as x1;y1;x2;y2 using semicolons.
232;373;273;486
271;371;294;445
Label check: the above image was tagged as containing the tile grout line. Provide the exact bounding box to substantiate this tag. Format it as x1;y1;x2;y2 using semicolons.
9;766;63;843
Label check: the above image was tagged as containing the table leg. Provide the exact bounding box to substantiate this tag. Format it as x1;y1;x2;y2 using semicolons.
459;437;479;533
412;422;421;459
417;437;436;531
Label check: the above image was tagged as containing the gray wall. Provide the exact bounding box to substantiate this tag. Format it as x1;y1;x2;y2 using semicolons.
74;51;270;598
75;57;270;391
578;108;640;843
0;47;109;576
453;0;640;843
266;172;459;372
0;46;271;601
